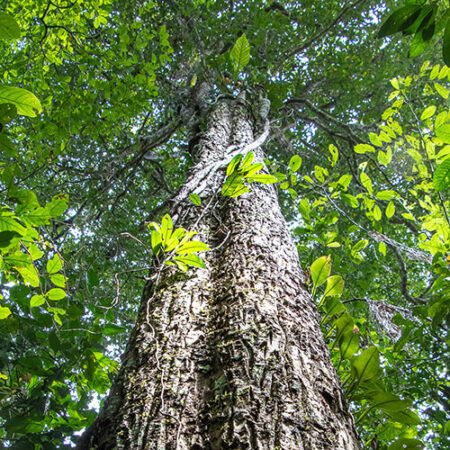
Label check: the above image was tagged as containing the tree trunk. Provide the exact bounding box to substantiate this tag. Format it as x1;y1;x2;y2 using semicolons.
77;98;359;449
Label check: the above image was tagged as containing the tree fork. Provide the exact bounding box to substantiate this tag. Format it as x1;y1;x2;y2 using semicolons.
77;98;359;449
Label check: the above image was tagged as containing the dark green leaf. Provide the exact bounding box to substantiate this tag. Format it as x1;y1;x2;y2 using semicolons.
378;5;422;38
0;12;21;40
444;17;450;66
0;230;20;248
0;102;17;123
386;409;421;425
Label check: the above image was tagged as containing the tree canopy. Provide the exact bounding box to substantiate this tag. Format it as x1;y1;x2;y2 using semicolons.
0;0;448;448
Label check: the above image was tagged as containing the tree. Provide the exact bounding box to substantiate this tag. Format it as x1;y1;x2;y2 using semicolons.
76;92;361;448
0;0;448;448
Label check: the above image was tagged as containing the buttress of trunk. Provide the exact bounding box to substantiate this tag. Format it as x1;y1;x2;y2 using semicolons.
77;99;359;449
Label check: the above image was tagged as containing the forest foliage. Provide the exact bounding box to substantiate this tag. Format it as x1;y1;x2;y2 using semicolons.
0;0;448;449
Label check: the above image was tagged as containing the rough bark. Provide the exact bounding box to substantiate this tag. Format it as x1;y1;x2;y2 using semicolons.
77;98;359;449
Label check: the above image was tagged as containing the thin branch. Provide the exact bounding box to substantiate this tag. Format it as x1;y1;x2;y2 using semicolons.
387;244;426;305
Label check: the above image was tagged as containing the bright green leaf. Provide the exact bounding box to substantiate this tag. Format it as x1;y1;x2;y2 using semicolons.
354;144;375;154
0;305;11;319
289;155;302;172
434;82;449;99
46;288;66;301
230;33;250;70
16;266;40;287
310;256;331;288
0;86;42;117
386;201;396;218
175;240;209;254
50;273;66;288
47;254;63;274
420;105;436;120
30;294;45;308
189;193;201;206
360;172;373;194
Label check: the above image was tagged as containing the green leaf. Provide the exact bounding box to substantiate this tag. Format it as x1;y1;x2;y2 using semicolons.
420;105;436;121
409;26;433;58
354;144;375;154
47;254;63;274
151;229;162;255
30;294;45;308
0;230;20;248
0;102;17;123
386;201;395;218
376;190;397;201
341;193;359;208
434;82;449;99
230;33;250;70
189;193;201;206
351;347;381;382
0;86;42;117
336;174;352;190
289;155;302;172
50;273;66;288
339;329;359;359
353;239;368;252
436;124;450;144
386;409;421;426
323;296;346;316
247;174;278;184
174;254;205;269
323;275;345;297
16;266;40;287
161;214;173;242
103;324;126;335
378;5;422;38
373;203;381;221
444;17;450;66
389;438;423;450
433;158;450;192
377;148;392;166
222;172;244;196
0;305;11;319
369;132;383;147
0;12;21;40
328;144;338;167
46;194;68;217
360;172;373;194
371;392;412;412
311;256;331;288
175;240;209;254
46;288;66;301
242;163;263;177
227;154;243;176
240;151;254;169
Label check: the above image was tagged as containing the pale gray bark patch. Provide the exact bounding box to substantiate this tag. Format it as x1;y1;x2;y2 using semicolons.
76;99;359;450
